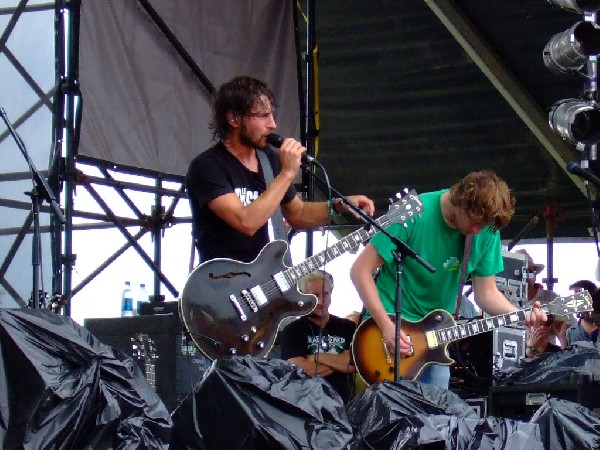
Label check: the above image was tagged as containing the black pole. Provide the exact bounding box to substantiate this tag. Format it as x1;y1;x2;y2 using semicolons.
304;0;317;259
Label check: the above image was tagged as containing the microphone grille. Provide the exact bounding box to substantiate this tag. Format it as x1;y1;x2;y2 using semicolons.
266;133;284;148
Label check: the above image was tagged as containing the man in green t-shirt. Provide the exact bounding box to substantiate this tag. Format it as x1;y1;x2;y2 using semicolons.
350;170;548;388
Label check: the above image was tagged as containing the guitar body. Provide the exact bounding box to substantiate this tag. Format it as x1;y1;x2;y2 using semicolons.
180;240;316;360
352;311;455;385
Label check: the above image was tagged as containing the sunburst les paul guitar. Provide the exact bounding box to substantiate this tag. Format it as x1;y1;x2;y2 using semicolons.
352;291;592;385
179;190;423;360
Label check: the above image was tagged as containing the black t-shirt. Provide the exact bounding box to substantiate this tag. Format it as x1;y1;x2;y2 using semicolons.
186;142;297;263
280;315;357;403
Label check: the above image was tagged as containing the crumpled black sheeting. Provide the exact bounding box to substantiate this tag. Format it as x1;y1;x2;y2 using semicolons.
170;355;353;450
346;381;543;450
0;308;172;450
494;342;600;386
531;398;600;450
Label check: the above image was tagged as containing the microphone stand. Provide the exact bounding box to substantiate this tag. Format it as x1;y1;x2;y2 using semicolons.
302;161;435;383
1;107;66;308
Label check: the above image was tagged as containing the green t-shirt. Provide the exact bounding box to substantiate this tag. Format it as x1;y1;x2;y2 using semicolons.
370;189;503;321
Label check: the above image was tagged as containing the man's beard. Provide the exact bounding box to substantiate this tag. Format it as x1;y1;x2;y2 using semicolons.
239;125;266;149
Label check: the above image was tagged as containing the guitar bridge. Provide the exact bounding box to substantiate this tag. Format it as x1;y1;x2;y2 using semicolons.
228;295;247;321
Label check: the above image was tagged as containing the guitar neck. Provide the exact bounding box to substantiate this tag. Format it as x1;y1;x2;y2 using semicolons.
145;362;156;388
281;214;391;288
436;307;535;346
434;291;591;346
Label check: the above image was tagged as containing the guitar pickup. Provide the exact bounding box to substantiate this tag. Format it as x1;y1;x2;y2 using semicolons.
229;295;247;321
250;286;268;306
273;271;291;292
425;330;438;349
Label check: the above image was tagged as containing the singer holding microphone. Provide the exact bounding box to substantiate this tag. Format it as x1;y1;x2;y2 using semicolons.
186;76;374;264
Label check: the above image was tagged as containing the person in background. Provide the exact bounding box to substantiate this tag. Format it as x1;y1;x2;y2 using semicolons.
515;249;557;304
458;293;480;319
350;170;547;388
186;75;374;264
526;287;600;357
525;317;562;357
565;280;599;346
279;270;357;403
345;310;363;324
516;248;566;347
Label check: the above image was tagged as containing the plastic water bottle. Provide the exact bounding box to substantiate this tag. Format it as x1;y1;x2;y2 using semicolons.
121;281;134;317
136;283;149;315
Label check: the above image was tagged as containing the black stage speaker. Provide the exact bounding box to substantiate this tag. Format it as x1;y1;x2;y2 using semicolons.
489;377;600;421
84;314;211;411
448;324;494;397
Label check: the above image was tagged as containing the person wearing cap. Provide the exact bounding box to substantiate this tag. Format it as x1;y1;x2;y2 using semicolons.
516;248;567;352
565;280;599;346
515;249;557;304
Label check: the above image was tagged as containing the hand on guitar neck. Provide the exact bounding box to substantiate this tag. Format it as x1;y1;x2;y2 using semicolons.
524;299;548;328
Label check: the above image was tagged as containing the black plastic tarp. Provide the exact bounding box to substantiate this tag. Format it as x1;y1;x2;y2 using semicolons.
492;342;600;450
170;355;353;450
531;398;600;450
0;307;172;449
346;381;543;450
494;342;600;386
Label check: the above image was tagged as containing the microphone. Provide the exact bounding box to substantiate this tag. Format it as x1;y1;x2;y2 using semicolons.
566;161;600;188
266;133;315;163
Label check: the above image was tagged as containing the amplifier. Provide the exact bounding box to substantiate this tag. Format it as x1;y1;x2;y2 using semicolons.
137;300;179;316
496;250;528;308
489;378;600;421
84;315;211;411
493;325;527;373
449;329;493;396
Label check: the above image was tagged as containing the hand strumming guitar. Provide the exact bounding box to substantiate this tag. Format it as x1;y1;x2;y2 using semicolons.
382;320;414;357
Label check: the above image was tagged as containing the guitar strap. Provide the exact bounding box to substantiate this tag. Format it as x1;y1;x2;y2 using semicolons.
257;149;292;266
454;234;473;319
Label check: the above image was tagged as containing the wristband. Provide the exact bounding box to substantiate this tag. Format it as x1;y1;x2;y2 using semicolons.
526;345;540;355
327;198;345;220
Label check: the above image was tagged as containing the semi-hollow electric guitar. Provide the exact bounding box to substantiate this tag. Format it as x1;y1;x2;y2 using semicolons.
179;190;423;360
352;291;592;385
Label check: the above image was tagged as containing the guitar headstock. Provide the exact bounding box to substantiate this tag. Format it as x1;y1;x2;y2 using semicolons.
131;333;158;364
546;290;593;316
387;189;423;226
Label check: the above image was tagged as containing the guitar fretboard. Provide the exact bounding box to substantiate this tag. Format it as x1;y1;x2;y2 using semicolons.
435;308;531;345
145;362;156;388
279;193;422;289
433;291;591;346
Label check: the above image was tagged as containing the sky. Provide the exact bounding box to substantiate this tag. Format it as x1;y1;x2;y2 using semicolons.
66;169;600;325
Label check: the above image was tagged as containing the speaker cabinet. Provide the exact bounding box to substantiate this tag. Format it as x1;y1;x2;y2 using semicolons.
84;315;211;411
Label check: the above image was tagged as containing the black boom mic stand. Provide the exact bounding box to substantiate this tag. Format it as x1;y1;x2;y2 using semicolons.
300;158;435;383
1;107;66;308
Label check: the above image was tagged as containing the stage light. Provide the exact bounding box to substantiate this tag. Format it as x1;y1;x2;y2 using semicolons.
543;21;600;74
548;99;600;144
548;0;600;13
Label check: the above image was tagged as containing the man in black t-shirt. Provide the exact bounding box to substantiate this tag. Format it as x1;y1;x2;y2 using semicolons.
280;271;357;403
186;76;374;263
